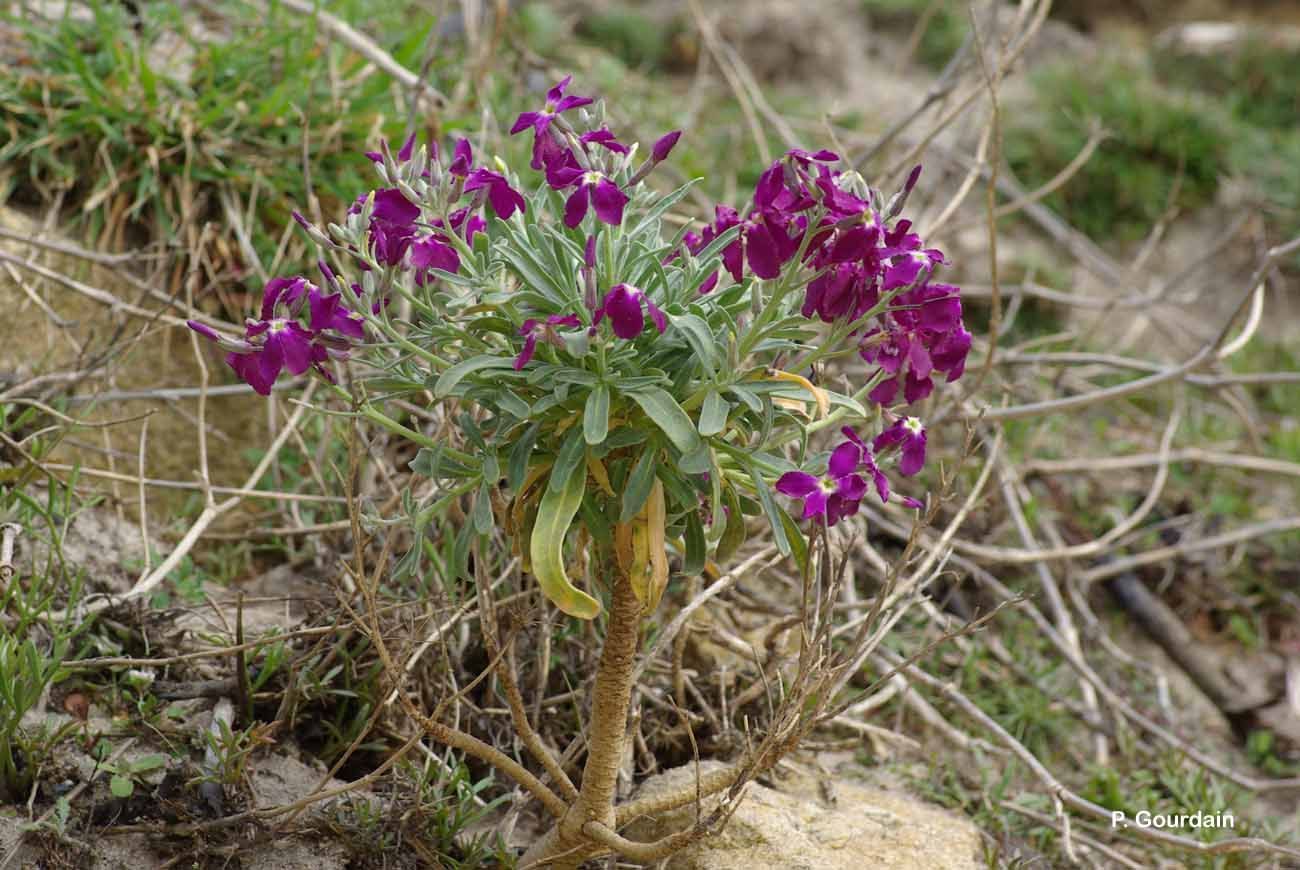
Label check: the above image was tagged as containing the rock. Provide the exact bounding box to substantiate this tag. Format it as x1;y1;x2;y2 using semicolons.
247;745;350;809
625;762;982;870
238;835;350;870
0;206;268;518
21;502;161;597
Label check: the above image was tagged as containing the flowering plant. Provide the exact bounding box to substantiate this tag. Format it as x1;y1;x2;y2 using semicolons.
191;76;969;864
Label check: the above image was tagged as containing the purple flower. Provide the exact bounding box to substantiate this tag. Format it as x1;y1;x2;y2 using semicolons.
411;234;461;285
861;283;970;405
464;168;527;220
547;164;628;228
510;75;593;135
349;188;421;267
510;76;593;170
308;288;365;339
515;313;582;369
595;284;666;340
370;188;420;225
448;137;474;177
448;207;487;243
840;427;891;504
364;131;418;165
189;273;371;395
874;417;927;477
882;247;945;291
775;436;868;525
693;204;800;284
260;276;311;320
579;127;629;154
232;317;318;395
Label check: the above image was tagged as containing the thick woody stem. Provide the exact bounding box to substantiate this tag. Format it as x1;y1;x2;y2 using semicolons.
570;568;642;821
523;563;643;867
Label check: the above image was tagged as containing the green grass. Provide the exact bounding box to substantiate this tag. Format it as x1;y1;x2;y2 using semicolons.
1004;58;1230;243
0;1;443;297
1154;38;1300;133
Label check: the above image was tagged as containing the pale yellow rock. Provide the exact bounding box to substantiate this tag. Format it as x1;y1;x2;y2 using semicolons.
626;762;983;870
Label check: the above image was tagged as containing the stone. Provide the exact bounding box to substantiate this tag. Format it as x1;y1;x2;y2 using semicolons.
625;762;983;870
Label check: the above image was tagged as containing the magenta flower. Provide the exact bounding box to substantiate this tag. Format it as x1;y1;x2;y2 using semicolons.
464;168;527;220
839;427;891;504
595;284;666;340
411;234;461;285
308;289;365;339
448;207;487;243
370;188;419;225
579;127;629;154
236;318;317;395
874;417;927;476
882;248;945;291
515;314;582;369
547;163;628;228
775;436;868;525
363;131;418;165
260;276;311;320
510;75;593;170
350;189;420;267
448;138;474;177
861;283;970;405
693;204;800;284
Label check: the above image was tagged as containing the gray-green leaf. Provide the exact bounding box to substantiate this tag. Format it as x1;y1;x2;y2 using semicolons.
584;384;610;446
699;391;730;436
434;355;515;398
625;387;701;455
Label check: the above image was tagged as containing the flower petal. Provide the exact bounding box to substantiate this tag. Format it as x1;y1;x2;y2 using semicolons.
775;471;819;498
828;441;861;478
601;284;644;339
644;298;667;334
591;179;628;226
563;187;590;228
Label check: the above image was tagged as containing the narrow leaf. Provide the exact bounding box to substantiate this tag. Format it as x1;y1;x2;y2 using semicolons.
548;425;587;495
584;384;610;446
683;510;706;575
621;448;658;523
671;313;719;376
473;479;494;534
748;463;791;556
507;423;540;492
699;391;730;436
625;387;701;455
434;355;514;398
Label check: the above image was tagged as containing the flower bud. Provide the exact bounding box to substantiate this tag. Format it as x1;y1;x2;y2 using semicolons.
651;130;681;163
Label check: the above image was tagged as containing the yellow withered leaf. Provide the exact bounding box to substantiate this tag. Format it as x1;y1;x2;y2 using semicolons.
529;466;601;619
766;369;830;419
627;479;669;611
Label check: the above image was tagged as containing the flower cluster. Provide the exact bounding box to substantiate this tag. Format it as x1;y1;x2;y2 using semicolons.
511;76;681;232
775;422;926;526
187;272;361;395
678;152;971;402
191;125;537;390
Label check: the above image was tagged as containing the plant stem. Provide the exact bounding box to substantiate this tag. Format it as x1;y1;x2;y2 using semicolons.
524;559;643;867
